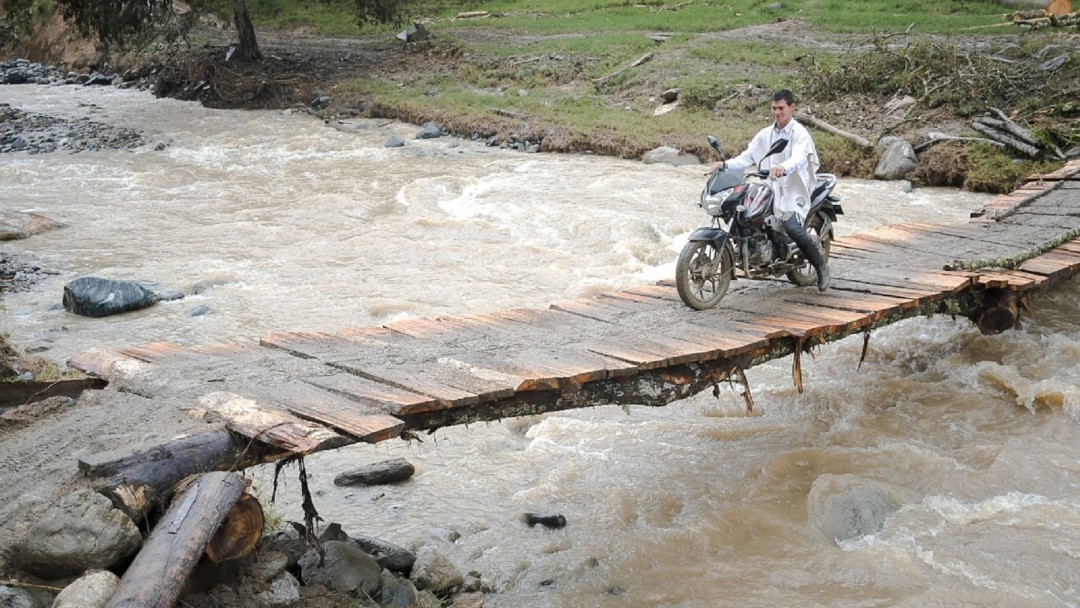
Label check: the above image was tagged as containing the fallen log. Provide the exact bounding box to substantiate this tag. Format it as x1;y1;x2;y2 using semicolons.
105;471;245;608
795;113;873;149
81;429;279;524
985;108;1041;147
914;132;1006;153
205;492;264;564
970;121;1042;157
593;52;654;90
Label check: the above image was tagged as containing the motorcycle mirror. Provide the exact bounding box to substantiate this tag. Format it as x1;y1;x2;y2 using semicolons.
766;138;788;156
707;135;722;155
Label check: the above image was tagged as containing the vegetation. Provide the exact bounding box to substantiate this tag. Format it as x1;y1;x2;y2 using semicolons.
2;0;1075;191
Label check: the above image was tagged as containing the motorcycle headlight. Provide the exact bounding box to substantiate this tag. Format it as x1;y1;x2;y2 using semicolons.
700;188;734;215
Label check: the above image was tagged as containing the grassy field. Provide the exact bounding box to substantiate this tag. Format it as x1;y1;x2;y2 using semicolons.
196;1;1080;189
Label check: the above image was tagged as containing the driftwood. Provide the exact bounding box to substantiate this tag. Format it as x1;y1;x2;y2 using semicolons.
795;113;873;149
81;430;276;524
914;132;1006;153
105;471;246;608
971;120;1042;157
593;52;654;89
456;11;490;18
205;492;264;563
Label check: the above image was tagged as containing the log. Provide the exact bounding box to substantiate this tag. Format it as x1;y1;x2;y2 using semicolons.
593;52;654;89
985;108;1041;146
105;471;245;608
205;492;264;564
794;113;873;149
976;288;1021;334
914;132;1005;153
83;430;280;523
970;121;1042;157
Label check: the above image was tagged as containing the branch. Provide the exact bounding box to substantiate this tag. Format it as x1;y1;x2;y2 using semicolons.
795;112;873;149
593;52;654;90
970;121;1042;157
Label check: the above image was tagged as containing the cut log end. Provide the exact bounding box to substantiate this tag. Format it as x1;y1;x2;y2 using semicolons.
976;288;1021;335
205;492;264;564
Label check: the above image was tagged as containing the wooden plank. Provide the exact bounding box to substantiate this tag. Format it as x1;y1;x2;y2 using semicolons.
584;331;721;369
198;392;352;455
781;289;906;320
249;381;405;443
66;347;145;379
259;331;375;360
327;359;482;411
305;373;439;416
655;321;773;357
551;298;632;323
119;342;196;363
621;283;682;302
448;347;639;391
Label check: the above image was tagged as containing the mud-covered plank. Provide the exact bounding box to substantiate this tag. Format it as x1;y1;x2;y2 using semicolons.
67;347;145;380
621;284;682;302
781;289;906;320
247;381;405;443
198;392;352;455
328;359;492;411
119;342;196;363
551;298;633;323
448;347;639;391
259;331;377;360
305;373;439;415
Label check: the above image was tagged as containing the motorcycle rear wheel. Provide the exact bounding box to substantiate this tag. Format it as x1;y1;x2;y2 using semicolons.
676;241;734;310
787;215;831;287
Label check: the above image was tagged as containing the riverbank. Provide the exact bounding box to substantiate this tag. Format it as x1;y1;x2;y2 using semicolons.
4;5;1077;193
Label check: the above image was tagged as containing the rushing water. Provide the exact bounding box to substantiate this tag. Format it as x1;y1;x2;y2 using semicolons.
2;84;1078;607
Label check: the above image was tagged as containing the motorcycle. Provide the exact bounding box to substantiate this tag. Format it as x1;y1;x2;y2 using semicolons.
675;136;843;310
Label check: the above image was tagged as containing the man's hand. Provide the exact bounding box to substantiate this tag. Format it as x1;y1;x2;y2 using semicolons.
707;161;725;173
769;166;787;179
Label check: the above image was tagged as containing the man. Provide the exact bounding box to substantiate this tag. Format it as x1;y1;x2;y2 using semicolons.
708;89;830;291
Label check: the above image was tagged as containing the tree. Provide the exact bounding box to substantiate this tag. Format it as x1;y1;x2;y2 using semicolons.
34;0;405;62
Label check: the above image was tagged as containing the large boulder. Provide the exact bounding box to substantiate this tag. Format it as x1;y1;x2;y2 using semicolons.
18;488;142;578
873;138;917;180
62;277;159;318
0;210;65;240
351;534;416;573
298;540;381;595
53;570;120;608
410;545;464;596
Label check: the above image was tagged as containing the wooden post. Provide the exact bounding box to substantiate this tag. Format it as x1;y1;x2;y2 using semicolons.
105;471;246;608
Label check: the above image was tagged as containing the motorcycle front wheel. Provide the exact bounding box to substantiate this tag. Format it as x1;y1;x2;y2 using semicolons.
676;240;734;310
787;215;831;287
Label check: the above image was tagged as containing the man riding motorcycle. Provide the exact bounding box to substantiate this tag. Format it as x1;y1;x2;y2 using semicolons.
707;89;831;291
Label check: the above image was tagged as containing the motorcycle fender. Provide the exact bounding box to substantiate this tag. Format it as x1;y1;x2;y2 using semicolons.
688;227;730;250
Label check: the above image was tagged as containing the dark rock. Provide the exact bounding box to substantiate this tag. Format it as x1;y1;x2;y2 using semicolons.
188;305;211;317
415;121;444;140
352;534;416;573
62;277;159;318
298;540;381;594
659;87;681;103
524;512;567;529
385;135;406;148
334;458;415;486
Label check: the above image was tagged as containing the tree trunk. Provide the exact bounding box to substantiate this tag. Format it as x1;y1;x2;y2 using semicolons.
976;288;1021;334
233;0;263;61
105;472;246;608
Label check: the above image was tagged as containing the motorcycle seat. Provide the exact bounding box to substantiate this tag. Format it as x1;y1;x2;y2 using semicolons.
811;173;838;202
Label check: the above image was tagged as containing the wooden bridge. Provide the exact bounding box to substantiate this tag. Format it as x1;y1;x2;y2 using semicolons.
71;162;1080;484
57;161;1080;605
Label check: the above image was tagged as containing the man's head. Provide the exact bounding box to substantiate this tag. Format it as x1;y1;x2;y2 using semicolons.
771;89;797;129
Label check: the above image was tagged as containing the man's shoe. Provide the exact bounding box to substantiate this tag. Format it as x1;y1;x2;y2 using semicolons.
816;263;831;292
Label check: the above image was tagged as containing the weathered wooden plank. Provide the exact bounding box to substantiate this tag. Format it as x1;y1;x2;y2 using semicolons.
551;298;634;323
327;359;483;411
248;381;405;443
621;283;682;302
781;289;906;320
259;331;376;360
448;347;639;391
1031;160;1080;181
198;392;352;455
305;373;439;416
975;270;1039;290
66;347;145;380
656;321;773;357
119;342;196;363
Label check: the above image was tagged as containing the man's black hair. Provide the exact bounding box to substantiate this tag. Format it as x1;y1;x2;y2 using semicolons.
772;89;796;105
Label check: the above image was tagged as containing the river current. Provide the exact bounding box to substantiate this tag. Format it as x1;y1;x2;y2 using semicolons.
2;84;1078;607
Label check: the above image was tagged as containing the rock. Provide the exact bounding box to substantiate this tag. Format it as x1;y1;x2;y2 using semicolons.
255;571;300;607
247;549;290;583
53;570;119;608
1039;53;1069;72
449;591;485;608
385;135;406;148
409;545;464;595
378;570;419;608
884;95;916;114
396;23;431;43
0;210;65;240
765;2;783;10
659;87;680;103
18;488;142;578
873;139;917;180
415;122;444;140
135;281;184;301
334;458;416;486
524;512;567;529
641;146;700;167
298;540;381;595
807;474;917;543
352;534;416;573
0;585;45;608
188;304;211;317
62;277;159;318
428;527;461;544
